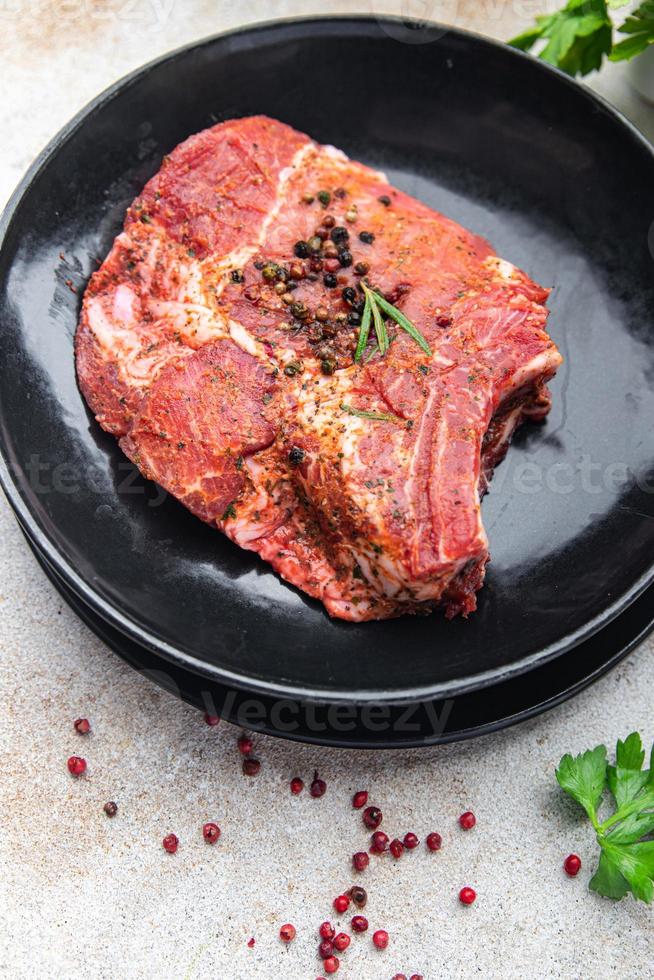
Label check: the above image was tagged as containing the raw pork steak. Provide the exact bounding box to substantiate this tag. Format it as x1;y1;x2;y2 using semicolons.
76;116;561;621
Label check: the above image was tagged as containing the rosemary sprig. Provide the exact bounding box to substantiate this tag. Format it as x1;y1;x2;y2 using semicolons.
354;284;432;361
354;291;372;362
340;402;403;424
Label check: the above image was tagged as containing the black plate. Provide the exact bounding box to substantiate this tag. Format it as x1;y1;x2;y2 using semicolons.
19;514;654;747
2;17;654;715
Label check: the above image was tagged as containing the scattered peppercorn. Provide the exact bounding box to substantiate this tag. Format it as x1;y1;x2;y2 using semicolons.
247;937;255;948
353;851;370;872
162;833;179;854
103;801;118;817
333;933;350;952
319;939;335;959
280;923;296;943
564;853;582;876
311;771;327;797
242;758;261;777
302;191;315;204
426;832;442;851
459;810;476;830
204;713;220;726
290;776;304;794
284;361;303;377
351;915;368;933
403;832;419;850
435;313;451;328
373;929;389;950
354;261;370;275
352;790;368;809
363;806;383;829
459;887;476;905
333;895;350;914
320;355;337;375
323;956;339;975
378;195;392;206
317;190;331;207
67;756;86;776
294;240;310;258
359;230;375;244
320;921;335;940
389;838;404;859
348;885;367;908
338;250;353;268
323;214;336;228
324;273;338;289
230;269;245;283
345;208;358;223
238;734;253;755
371;831;389;853
308;235;323;253
203;822;221;844
73;718;90;735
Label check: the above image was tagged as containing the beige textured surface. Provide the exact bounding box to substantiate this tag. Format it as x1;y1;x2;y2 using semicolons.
1;3;653;978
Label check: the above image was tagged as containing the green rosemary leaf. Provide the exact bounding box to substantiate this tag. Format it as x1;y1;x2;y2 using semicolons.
354;292;372;362
372;292;432;356
340;402;403;423
366;288;389;355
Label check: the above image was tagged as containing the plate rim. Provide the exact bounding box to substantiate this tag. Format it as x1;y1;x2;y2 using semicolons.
2;14;654;704
21;513;654;748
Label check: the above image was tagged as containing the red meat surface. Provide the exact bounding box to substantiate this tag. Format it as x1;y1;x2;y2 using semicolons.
76;115;562;621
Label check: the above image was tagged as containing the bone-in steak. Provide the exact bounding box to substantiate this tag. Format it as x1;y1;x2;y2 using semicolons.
76;116;562;621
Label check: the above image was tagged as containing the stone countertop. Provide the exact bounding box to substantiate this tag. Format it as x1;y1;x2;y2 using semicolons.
0;3;652;978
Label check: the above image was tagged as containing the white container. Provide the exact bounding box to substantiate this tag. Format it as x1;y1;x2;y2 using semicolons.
627;44;654;103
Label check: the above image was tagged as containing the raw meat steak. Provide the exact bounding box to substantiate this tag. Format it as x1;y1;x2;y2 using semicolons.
76;116;561;621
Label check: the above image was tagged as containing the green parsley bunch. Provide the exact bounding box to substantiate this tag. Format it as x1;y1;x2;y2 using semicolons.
511;0;654;77
556;732;654;901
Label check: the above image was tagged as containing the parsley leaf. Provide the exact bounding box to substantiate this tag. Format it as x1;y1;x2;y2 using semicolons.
556;744;607;824
556;733;654;903
610;1;654;62
510;0;613;76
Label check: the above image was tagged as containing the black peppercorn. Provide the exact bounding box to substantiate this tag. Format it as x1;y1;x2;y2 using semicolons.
359;231;375;244
294;240;310;258
330;226;349;246
342;286;357;305
338;249;353;268
378;195;392;206
288;445;305;466
323;273;338;288
230;269;245;283
347;310;361;326
317;190;331;207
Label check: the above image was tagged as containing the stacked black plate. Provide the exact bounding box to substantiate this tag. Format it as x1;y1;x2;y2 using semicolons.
1;18;654;747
